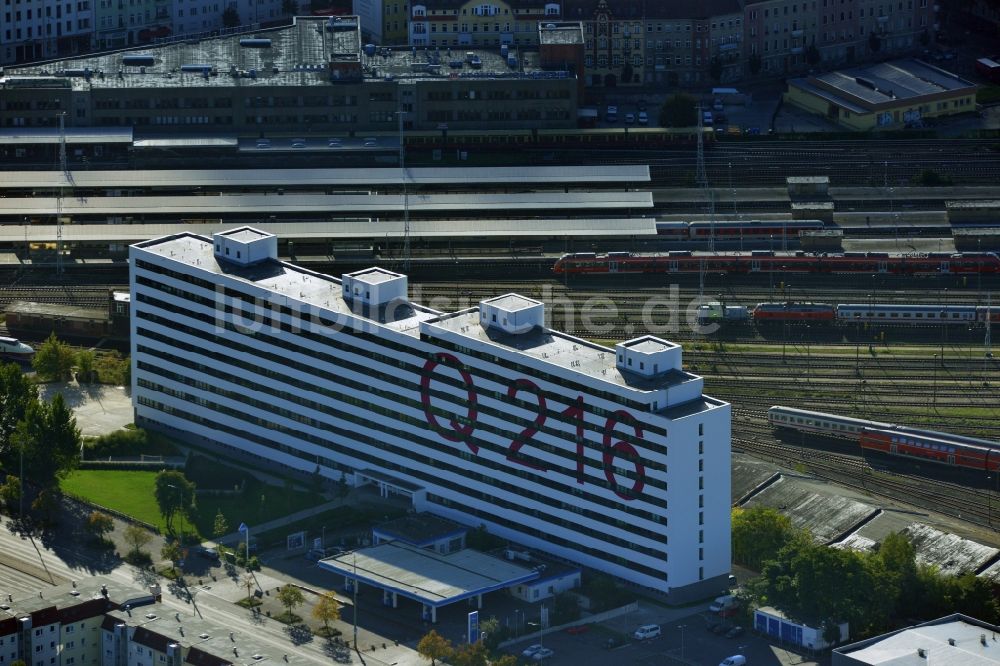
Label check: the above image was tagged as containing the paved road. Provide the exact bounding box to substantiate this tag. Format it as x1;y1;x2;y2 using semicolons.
0;515;422;666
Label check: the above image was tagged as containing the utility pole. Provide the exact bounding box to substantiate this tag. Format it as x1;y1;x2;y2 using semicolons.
352;553;359;649
57;113;67;276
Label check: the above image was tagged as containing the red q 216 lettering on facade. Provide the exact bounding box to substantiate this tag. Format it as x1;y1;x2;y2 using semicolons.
420;353;479;453
419;354;650;501
602;410;647;501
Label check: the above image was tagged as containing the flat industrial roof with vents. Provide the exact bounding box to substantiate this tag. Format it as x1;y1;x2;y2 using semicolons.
832;613;1000;665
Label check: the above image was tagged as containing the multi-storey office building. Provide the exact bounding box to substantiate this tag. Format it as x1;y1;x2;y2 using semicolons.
130;228;732;600
0;16;577;132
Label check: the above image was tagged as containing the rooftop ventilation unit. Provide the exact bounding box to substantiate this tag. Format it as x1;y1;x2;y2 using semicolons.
122;54;155;67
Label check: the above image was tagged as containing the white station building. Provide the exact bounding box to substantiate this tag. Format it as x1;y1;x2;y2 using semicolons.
129;227;732;600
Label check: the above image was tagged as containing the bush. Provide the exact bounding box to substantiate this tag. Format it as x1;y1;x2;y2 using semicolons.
83;428;180;459
911;169;953;186
124;550;153;567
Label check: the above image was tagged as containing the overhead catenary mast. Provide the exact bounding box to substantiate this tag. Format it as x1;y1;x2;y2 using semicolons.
57;113;68;276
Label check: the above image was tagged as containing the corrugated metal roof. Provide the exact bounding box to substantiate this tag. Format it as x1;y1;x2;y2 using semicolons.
0;165;650;188
0;217;657;242
0;192;652;215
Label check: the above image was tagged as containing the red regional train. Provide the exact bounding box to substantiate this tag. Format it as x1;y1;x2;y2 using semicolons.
552;251;1000;276
767;406;1000;472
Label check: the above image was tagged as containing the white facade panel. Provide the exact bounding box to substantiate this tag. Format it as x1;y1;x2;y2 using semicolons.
130;231;731;597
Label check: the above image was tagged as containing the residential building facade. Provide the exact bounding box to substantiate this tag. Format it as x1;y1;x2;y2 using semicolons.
129;227;732;599
2;0;94;64
409;0;561;50
354;0;410;44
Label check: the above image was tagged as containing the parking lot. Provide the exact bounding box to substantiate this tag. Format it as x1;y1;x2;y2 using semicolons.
504;605;825;666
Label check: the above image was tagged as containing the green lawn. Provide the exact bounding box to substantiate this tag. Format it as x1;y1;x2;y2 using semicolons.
61;470;325;539
61;470;165;530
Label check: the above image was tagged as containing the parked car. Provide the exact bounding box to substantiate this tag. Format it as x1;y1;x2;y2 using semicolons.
195;546;220;561
638;111;649;125
531;648;554;661
606;105;618;122
711;623;728;635
565;625;589;635
726;626;745;639
713;98;724;111
706;620;721;633
633;624;662;640
521;644;544;658
719;657;747;666
702;111;714;126
624;112;636;124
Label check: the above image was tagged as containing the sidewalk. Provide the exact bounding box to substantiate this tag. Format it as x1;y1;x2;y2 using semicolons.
212;495;351;548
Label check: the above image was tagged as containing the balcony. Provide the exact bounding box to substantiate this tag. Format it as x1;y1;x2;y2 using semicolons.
791;29;803;37
877;15;889;23
718;42;738;52
790;46;804;54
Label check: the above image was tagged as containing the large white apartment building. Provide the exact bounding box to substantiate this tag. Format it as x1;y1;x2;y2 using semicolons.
129;227;731;599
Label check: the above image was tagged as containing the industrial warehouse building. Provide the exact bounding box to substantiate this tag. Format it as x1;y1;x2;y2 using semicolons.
129;227;732;601
833;613;1000;665
784;59;978;131
0;16;579;133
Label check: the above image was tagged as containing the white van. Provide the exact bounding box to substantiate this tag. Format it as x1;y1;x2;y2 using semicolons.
719;657;746;666
632;624;661;640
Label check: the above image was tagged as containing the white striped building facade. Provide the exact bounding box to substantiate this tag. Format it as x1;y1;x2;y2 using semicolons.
129;227;731;599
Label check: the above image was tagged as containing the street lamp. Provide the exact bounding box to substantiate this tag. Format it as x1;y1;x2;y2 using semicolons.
677;624;687;659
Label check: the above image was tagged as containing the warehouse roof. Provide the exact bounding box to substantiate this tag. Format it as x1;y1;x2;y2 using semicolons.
318;542;538;607
791;59;977;112
833;614;1000;665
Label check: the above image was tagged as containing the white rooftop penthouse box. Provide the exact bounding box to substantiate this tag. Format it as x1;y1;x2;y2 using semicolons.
480;294;544;335
212;227;277;266
342;267;408;307
615;335;681;377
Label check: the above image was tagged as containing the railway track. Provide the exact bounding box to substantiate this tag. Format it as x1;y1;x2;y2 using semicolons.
731;413;999;528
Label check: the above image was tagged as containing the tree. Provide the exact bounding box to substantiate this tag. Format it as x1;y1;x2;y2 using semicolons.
76;350;96;383
748;53;762;76
153;470;195;533
281;0;297;15
241;572;256;607
450;641;488;666
806;43;821;66
13;393;81;488
0;475;21;513
121;356;131;387
86;511;115;542
25;488;59;527
479;616;500;650
0;363;37;458
491;656;518;666
123;523;152;556
31;333;76;382
311;592;341;632
212;509;229;555
709;57;723;82
869;31;881;54
416;630;453;666
658;94;698;128
222;5;240;27
552;592;580;624
161;540;182;571
731;506;795;570
276;584;304;619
